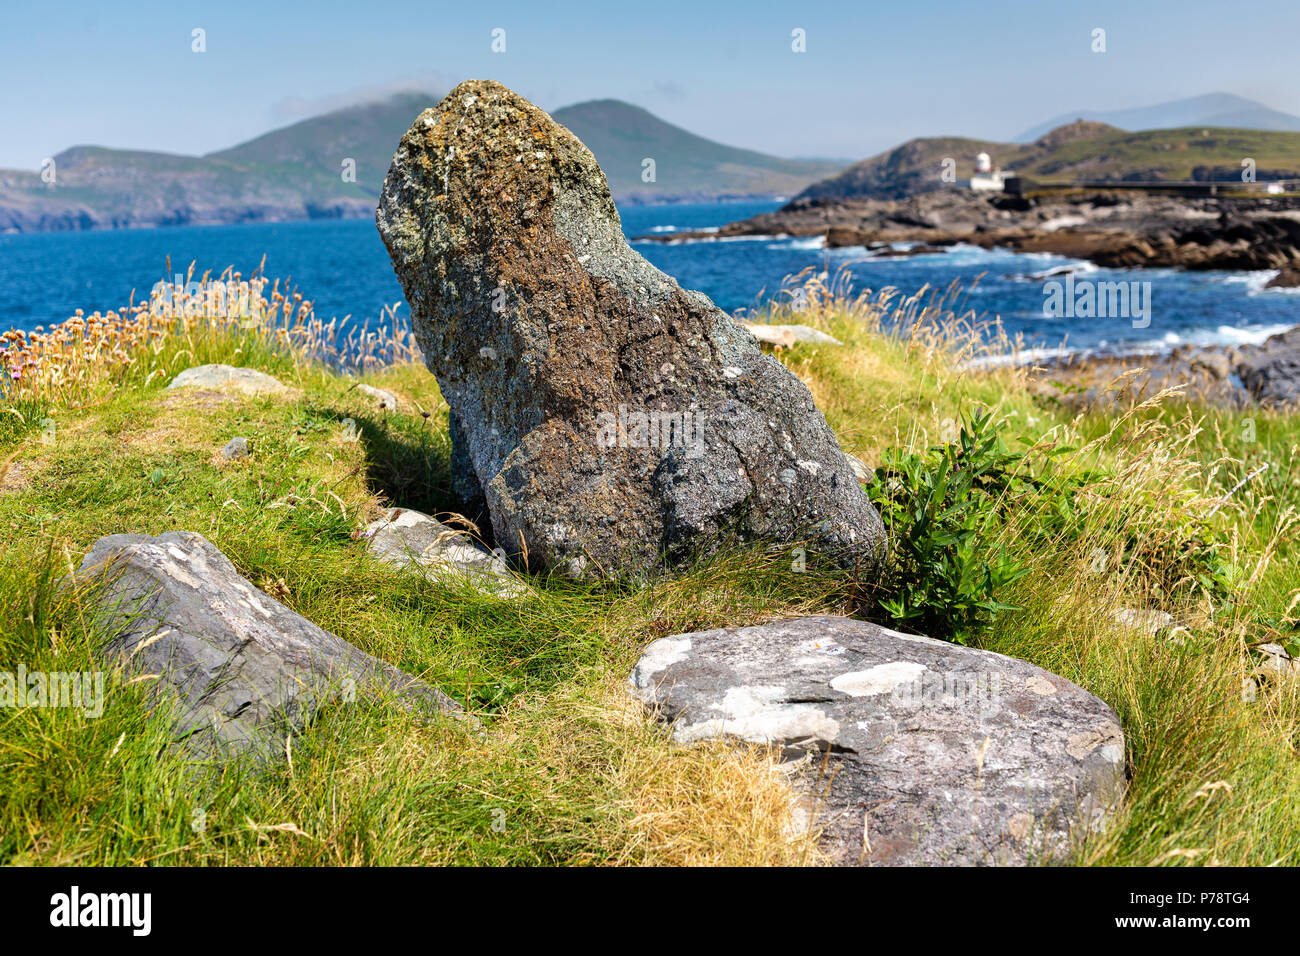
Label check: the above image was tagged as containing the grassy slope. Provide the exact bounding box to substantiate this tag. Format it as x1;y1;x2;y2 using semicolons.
798;124;1300;200
1;291;1298;866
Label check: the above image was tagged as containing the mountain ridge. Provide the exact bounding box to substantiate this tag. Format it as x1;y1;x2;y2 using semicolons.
0;92;843;233
1014;92;1300;143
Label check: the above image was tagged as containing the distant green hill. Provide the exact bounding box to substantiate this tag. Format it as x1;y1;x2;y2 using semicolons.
551;99;843;201
797;121;1300;201
0;92;844;232
205;92;435;196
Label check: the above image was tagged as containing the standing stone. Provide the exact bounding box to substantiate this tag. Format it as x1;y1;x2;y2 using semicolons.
71;531;463;760
376;80;884;579
630;616;1127;865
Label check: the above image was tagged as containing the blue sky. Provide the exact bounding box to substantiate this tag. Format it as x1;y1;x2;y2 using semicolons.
1;0;1297;169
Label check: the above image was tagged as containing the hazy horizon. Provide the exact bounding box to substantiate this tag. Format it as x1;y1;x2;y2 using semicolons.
2;0;1299;169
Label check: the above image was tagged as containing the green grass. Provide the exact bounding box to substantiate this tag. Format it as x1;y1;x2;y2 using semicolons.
0;333;840;866
2;280;1298;866
757;282;1300;866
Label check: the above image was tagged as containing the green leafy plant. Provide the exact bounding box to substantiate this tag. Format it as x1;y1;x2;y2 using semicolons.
865;410;1029;644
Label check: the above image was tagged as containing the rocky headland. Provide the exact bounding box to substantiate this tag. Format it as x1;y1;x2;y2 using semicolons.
636;189;1300;280
636;188;1300;407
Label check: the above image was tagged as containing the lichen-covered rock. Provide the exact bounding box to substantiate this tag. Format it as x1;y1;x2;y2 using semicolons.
630;615;1127;865
376;80;885;579
362;507;529;598
72;531;463;760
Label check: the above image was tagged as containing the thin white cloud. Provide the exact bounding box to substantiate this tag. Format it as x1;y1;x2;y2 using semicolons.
270;73;449;122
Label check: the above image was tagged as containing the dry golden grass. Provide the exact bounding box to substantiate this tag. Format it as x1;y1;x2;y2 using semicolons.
0;267;420;406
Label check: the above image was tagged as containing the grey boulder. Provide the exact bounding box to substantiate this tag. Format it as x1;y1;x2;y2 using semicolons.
630;615;1127;866
362;507;529;598
72;531;463;759
376;80;884;580
1255;642;1300;676
1237;326;1300;406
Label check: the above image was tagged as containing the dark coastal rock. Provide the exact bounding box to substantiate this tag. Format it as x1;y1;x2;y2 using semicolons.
1266;263;1300;289
376;80;884;579
1019;343;1258;411
1237;326;1300;406
71;531;463;759
630;615;1127;866
698;190;1300;275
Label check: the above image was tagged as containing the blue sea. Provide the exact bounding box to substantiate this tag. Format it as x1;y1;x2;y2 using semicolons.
3;199;1299;355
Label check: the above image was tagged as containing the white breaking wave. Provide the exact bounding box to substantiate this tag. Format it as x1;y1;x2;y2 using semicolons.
1227;269;1300;295
766;236;827;251
967;321;1295;370
962;346;1076;370
1175;323;1294;347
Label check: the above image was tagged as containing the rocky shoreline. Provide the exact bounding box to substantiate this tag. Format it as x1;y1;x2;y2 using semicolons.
1011;324;1300;409
635;189;1300;281
634;188;1300;407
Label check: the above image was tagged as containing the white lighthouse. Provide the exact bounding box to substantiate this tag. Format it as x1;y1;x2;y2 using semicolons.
970;152;1005;191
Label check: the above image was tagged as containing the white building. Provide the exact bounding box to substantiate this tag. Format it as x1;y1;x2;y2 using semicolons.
970;152;1005;192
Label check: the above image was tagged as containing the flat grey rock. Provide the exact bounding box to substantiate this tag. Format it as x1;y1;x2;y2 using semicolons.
743;323;843;348
167;364;290;395
72;531;463;760
1111;607;1188;640
376;80;884;580
362;507;530;598
354;383;399;410
630;615;1126;865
